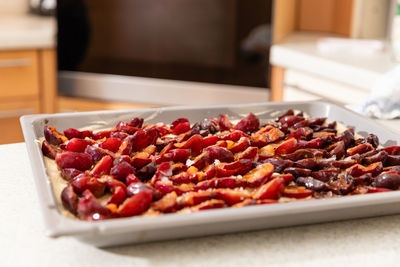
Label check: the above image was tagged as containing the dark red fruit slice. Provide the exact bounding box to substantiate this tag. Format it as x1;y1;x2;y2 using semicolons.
55;151;93;171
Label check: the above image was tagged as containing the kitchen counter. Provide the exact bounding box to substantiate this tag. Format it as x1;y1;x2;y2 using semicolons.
2;126;400;266
0;13;56;50
270;32;397;92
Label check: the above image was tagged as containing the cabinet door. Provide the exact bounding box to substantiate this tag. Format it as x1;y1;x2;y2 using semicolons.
0;100;40;144
0;50;39;98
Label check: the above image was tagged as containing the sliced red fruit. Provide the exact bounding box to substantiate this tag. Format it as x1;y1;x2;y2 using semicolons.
61;185;78;215
262;158;293;173
106;178;127;191
176;191;215;207
172;121;191;135
118;135;134;155
127;117;144;128
113;155;131;166
154;122;171;136
215;159;252;177
346;143;374;156
234;113;260;133
298;138;324;149
44;126;67;145
93;130;112;140
170;172;198;184
71;174;106;197
194;177;245;191
169;149;191;163
55;151;93;171
191;151;211;170
100;137;123;153
64;127;82;139
264;127;285;143
203;163;216;179
372;171;400;189
118;190;153;217
258;144;276;159
250;134;267;148
150;161;173;184
77;190;111;220
132;127;160;152
125;173;141;185
65;138;92;153
235;146;258;161
151;191;178;212
218;114;232;130
111;161;135;181
84;145;106;163
279;115;305;127
126;182;153;197
287;127;313;140
203;135;219;147
215;189;251;205
42;140;58;159
275;138;298;155
283;186;312;198
345;162;383;177
229;137;251;153
243;162;274;187
136;162;157;181
116;121;140;135
384;146;400;155
206;146;234;162
90;155;113;176
131;152;152;169
284;167;313;178
329;178;354;195
143;145;157;155
158;142;175;156
219;130;247;142
60;168;83;181
276;173;294;185
171;118;189;129
175;134;204;155
253;177;285;200
154;180;193;196
107;186;127;206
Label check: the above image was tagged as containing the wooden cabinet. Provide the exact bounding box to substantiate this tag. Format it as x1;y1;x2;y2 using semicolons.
0;49;57;144
0;50;39;98
269;0;389;102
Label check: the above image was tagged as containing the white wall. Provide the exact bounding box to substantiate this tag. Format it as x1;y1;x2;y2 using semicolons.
0;0;29;14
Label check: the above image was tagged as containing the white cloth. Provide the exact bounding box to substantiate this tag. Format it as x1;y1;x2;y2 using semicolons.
361;65;400;119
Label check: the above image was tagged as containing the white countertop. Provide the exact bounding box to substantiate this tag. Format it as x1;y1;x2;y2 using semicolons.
2;139;400;266
0;13;56;50
270;32;398;91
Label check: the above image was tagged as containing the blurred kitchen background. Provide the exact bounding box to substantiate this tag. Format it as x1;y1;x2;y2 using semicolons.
0;0;398;144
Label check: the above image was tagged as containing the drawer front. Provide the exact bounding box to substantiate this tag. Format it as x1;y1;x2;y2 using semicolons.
0;99;40;144
0;50;39;98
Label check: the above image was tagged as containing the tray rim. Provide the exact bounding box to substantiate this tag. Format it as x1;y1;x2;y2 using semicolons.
20;100;400;238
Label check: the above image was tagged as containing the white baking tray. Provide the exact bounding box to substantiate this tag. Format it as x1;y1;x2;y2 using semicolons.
20;101;400;247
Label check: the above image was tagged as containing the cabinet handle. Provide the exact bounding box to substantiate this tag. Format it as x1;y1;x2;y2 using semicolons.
0;58;31;68
0;108;35;119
